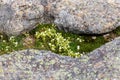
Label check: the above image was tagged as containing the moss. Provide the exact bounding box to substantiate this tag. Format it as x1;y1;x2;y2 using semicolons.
112;26;120;35
0;24;119;57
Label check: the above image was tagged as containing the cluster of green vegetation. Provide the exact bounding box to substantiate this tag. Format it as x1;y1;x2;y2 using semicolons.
0;24;119;57
112;27;120;35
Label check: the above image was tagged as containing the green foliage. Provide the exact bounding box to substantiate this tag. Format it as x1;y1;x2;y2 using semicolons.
1;24;118;57
113;26;120;35
35;24;81;57
0;34;23;54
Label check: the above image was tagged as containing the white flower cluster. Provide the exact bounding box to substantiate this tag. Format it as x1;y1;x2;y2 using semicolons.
0;35;19;53
35;27;82;57
35;28;70;53
9;36;18;47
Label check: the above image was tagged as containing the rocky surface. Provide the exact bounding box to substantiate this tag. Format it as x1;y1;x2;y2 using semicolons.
0;37;120;79
0;0;120;35
51;0;120;34
0;0;44;35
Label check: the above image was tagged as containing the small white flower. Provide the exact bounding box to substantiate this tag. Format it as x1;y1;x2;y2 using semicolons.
0;35;3;38
48;43;51;46
14;42;18;47
77;45;80;50
3;40;6;43
75;52;79;55
48;29;51;31
77;38;83;42
92;36;96;40
6;48;8;51
9;36;15;40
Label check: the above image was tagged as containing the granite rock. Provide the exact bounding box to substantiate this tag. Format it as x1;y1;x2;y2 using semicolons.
0;37;120;79
49;0;120;34
0;0;120;35
0;0;44;35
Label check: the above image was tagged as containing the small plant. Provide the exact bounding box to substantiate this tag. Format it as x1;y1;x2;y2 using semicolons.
35;25;81;57
0;34;23;54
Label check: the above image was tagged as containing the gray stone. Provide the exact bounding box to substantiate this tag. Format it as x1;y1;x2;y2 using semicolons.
0;37;120;79
0;0;120;35
0;0;44;35
50;0;120;34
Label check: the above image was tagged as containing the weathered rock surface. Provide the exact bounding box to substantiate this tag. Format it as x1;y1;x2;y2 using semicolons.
0;37;120;79
51;0;120;34
0;0;44;35
0;0;120;35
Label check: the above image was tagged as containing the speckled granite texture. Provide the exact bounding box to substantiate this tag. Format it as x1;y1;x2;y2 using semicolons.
0;37;120;80
0;0;120;35
50;0;120;34
0;0;44;35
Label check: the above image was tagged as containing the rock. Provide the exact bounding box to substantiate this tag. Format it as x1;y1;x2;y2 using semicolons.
0;0;120;35
50;0;120;34
0;0;44;35
0;37;120;79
